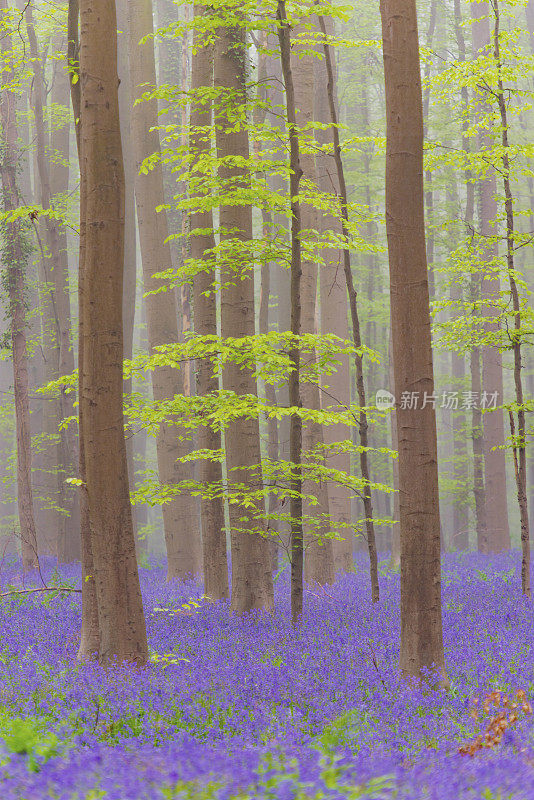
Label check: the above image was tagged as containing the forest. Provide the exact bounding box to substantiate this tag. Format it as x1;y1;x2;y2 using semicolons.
0;0;533;796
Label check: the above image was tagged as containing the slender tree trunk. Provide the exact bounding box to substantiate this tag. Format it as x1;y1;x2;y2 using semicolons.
0;349;16;551
277;1;304;623
278;0;305;624
256;38;280;575
319;17;379;601
454;0;487;551
17;93;47;552
127;0;202;579
492;0;530;596
26;6;64;555
180;8;194;398
117;0;139;547
214;12;274;612
0;0;39;572
79;0;148;664
471;0;510;552
189;3;229;600
133;295;149;538
27;8;81;561
50;34;81;562
154;0;182;268
315;21;352;575
291;21;334;587
522;1;534;531
379;0;447;684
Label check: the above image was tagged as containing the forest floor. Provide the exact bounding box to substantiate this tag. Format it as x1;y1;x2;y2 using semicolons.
0;552;532;798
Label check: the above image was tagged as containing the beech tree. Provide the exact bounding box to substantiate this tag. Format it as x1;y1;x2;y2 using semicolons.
291;16;334;588
127;0;202;579
0;0;39;571
78;0;147;664
277;0;304;624
379;0;447;684
471;0;510;553
26;2;80;562
213;6;274;612
189;2;229;600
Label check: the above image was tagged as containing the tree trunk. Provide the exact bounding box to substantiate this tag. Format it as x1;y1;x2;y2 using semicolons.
214;12;274;612
454;0;486;551
26;7;64;556
492;0;530;596
315;24;352;575
256;37;281;575
79;0;148;665
127;0;202;579
379;0;447;684
291;22;334;587
189;3;229;600
0;0;39;572
471;0;510;553
117;0;140;549
68;0;99;659
318;16;379;601
50;34;81;562
27;9;81;561
278;0;304;625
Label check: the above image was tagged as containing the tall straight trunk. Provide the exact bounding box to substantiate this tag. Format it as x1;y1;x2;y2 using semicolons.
360;76;378;466
26;6;64;555
471;0;510;552
266;40;290;556
380;0;447;684
214;13;274;612
154;0;182;267
256;37;281;574
315;24;352;575
180;8;194;398
0;0;39;571
278;0;304;625
68;0;99;659
189;3;229;600
79;0;148;664
127;0;202;579
50;34;81;561
133;294;149;537
319;17;379;601
17;93;47;551
492;0;530;596
524;0;534;530
291;23;334;587
117;0;139;545
0;351;16;551
27;8;81;561
454;0;487;550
